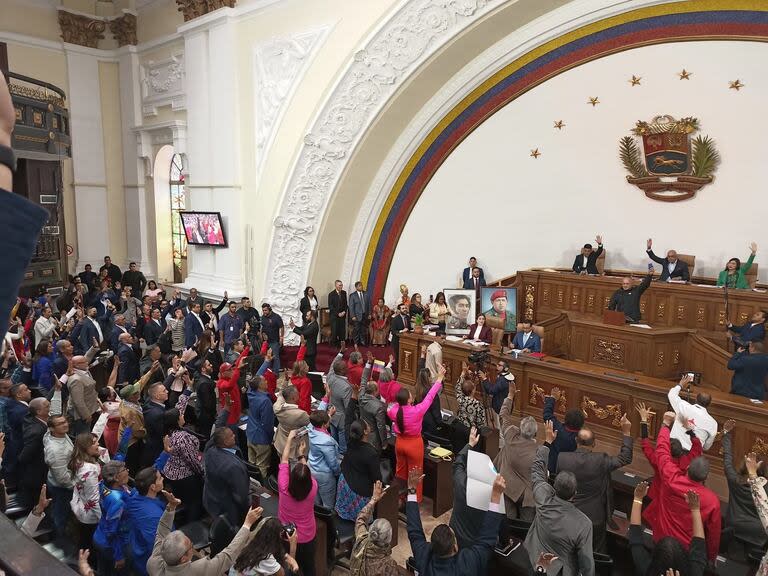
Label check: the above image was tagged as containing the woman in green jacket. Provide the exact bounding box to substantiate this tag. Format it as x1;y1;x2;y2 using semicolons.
717;242;757;289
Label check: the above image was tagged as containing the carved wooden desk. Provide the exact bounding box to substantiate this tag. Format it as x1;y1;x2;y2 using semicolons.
397;332;768;500
514;270;768;346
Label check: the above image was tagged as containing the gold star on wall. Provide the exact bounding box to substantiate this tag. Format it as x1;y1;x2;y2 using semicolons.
553;120;565;130
729;79;745;91
629;75;642;86
588;97;600;107
678;69;692;80
530;148;541;159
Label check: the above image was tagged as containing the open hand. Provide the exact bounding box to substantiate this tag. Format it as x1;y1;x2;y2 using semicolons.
746;452;762;478
635;402;653;422
750;241;758;254
468;426;480;448
161;490;181;509
685;489;700;510
647;238;652;250
595;234;602;245
544;419;557;444
634;480;649;501
662;411;676;427
407;467;424;491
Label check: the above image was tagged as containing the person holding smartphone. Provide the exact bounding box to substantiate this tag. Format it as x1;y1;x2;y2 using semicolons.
607;267;654;323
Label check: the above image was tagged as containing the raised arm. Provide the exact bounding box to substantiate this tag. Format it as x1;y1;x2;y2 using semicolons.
543;389;564;432
721;420;739;482
746;454;768;534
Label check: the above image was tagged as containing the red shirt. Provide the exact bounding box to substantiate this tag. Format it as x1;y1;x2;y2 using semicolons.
347;361;363;389
217;345;249;425
291;375;312;414
653;426;721;560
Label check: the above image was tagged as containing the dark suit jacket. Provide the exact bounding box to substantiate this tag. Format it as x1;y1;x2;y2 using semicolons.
462;267;485;285
117;342;140;384
292;321;319;357
647;249;690;281
100;263;122;285
299;297;317;317
467;323;492;343
572;245;604;274
328;290;348;317
463;276;487;292
18;415;48;493
390;314;410;350
184;313;205;349
142;319;164;346
110;323;134;352
728;351;768;401
203;445;250;527
730;322;766;345
78;319;103;353
142;400;166;465
450;444;490;552
511;331;541;352
556;437;633;525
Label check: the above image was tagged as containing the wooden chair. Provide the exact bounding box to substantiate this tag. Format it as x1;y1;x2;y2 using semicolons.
319;307;331;343
676;253;696;277
485;314;506;347
596;249;606;275
745;262;759;288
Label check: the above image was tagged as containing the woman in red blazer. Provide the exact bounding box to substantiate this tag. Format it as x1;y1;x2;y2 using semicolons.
467;313;493;343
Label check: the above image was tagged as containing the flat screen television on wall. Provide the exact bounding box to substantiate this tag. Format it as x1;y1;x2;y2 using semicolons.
180;211;228;247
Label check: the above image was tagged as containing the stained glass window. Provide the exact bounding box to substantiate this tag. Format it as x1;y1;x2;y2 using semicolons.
170;154;187;283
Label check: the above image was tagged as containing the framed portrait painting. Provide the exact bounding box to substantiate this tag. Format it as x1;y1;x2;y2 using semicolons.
480;287;517;333
444;289;476;335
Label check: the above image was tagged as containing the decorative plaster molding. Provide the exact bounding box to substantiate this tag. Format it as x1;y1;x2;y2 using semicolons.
263;0;502;342
340;0;673;294
58;9;106;48
176;0;237;22
109;12;138;47
133;120;188;176
141;51;186;117
253;25;331;172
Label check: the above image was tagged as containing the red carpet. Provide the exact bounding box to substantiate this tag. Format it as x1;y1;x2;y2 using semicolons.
280;342;395;374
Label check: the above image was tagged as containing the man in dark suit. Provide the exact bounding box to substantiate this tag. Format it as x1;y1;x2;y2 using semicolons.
1;383;31;491
116;332;141;386
407;466;504;575
572;236;603;274
728;341;768;401
99;256;122;286
727;310;767;346
462;257;485;286
328;280;348;347
203;418;250;527
511;320;541;353
390;303;410;365
121;262;147;297
348;281;371;346
78;307;106;353
608;270;654;323
142;381;169;467
78;264;98;291
194;359;217;441
17;397;50;508
463;267;486;297
184;302;205;349
109;314;133;352
557;416;633;553
525;422;594;576
142;308;165;346
289;310;319;371
646;238;690;281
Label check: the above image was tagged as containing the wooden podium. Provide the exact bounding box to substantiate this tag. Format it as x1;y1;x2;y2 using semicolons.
603;310;625;326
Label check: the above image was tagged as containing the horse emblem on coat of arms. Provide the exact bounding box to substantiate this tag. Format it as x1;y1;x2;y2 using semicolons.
619;115;720;202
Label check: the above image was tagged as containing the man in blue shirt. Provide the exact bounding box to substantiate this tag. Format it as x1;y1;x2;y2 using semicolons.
246;360;274;480
126;466;168;575
218;301;244;355
260;303;284;374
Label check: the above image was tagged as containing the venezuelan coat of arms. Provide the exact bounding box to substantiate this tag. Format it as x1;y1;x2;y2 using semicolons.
619;115;720;202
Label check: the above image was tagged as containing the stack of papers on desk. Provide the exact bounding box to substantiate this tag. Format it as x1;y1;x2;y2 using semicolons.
630;324;652;329
465;339;488;347
446;335;464;342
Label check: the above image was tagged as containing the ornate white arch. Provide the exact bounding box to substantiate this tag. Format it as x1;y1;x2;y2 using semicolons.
339;0;671;298
263;0;507;329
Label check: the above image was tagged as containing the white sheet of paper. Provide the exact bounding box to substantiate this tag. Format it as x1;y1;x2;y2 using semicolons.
631;324;652;329
466;450;505;513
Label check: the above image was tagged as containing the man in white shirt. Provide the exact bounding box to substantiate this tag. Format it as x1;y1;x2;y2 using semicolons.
668;374;717;450
34;307;58;345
